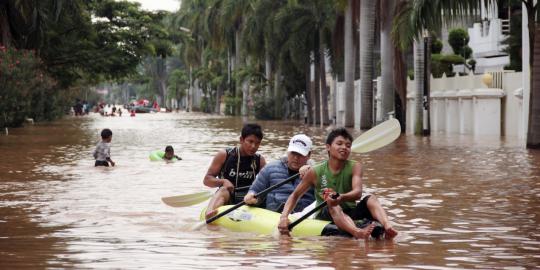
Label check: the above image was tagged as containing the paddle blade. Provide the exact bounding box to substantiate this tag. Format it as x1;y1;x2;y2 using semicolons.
190;221;207;231
161;191;213;207
351;118;401;153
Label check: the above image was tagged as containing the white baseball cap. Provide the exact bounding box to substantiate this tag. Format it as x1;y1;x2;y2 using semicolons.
287;134;312;156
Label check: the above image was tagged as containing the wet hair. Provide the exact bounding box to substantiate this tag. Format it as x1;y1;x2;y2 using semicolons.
101;128;112;139
165;145;174;152
241;123;263;140
325;127;353;145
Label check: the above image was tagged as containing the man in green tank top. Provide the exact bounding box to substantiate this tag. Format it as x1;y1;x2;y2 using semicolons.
278;128;398;239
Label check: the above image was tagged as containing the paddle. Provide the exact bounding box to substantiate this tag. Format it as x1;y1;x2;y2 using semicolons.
161;191;213;207
287;198;332;230
162;186;250;208
351;118;400;153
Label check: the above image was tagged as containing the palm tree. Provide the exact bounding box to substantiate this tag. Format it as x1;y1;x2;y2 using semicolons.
241;0;287;118
0;0;65;49
217;0;256;118
172;0;208;111
275;0;335;125
392;0;485;135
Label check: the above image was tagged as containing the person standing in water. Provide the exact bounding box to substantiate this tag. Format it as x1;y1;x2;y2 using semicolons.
93;128;115;167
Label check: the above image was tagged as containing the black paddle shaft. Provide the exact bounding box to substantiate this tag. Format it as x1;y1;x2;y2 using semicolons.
205;172;301;224
287;193;339;231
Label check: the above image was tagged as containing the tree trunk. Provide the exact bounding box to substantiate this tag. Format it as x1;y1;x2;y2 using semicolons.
359;0;376;129
313;49;321;125
527;22;540;148
215;84;222;114
273;67;283;119
343;0;355;127
241;79;249;118
0;4;12;47
265;51;272;98
319;32;329;126
413;39;424;135
394;46;407;132
380;0;395;122
305;63;313;124
155;57;168;107
241;57;249;118
235;30;242;115
188;66;193;112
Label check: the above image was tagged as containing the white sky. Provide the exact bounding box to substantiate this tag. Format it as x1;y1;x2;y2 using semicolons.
128;0;180;12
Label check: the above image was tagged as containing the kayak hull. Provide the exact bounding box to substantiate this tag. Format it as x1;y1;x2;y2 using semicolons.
200;205;384;238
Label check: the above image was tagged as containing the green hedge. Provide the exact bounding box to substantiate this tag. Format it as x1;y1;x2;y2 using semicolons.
431;54;466;78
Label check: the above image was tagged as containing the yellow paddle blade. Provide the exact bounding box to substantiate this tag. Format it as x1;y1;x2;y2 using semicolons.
161;191;213;207
351;118;401;153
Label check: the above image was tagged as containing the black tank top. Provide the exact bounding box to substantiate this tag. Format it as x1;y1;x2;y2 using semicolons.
220;147;261;202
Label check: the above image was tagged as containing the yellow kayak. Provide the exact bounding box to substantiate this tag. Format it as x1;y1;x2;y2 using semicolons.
200;205;384;237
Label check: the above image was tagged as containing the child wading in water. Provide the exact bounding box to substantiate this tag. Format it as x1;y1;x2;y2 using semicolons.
93;128;115;167
164;145;182;160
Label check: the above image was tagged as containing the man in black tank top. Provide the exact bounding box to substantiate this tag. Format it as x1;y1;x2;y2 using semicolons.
203;123;267;219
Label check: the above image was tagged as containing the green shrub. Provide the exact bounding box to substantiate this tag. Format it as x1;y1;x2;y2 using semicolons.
431;54;465;77
253;95;276;120
431;39;443;54
223;94;241;116
462;46;473;59
448;28;470;55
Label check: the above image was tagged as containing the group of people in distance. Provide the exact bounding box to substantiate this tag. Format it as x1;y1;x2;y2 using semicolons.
203;123;398;240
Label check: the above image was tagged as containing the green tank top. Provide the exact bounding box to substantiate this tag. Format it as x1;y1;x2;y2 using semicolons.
314;160;357;210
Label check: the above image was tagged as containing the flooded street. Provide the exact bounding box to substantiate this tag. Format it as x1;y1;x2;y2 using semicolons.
1;112;539;269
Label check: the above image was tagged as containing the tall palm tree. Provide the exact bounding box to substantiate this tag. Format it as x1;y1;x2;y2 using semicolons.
172;0;208;111
242;0;287;118
0;0;65;49
392;0;484;135
218;0;255;118
275;0;335;125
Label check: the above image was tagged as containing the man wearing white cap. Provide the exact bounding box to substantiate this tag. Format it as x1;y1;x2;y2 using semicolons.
244;134;315;213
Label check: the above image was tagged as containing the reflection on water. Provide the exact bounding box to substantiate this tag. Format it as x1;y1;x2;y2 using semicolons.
1;112;539;269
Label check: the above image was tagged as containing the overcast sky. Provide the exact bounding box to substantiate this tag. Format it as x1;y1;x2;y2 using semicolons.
128;0;180;12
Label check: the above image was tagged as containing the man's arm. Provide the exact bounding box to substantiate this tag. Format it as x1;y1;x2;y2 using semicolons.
203;150;233;191
277;168;317;235
259;155;267;169
244;166;270;204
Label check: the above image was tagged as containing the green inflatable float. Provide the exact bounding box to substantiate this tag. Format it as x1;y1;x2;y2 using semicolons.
149;150;179;161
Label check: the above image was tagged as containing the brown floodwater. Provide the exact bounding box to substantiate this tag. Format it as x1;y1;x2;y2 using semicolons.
0;112;539;269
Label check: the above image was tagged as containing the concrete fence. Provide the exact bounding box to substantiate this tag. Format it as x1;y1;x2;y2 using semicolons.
404;71;524;138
